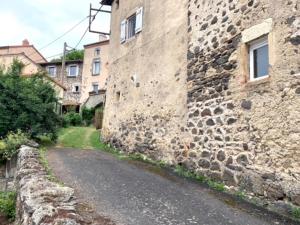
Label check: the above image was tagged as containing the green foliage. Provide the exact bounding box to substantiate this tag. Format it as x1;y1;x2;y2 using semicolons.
39;147;63;185
0;131;29;160
66;50;84;61
0;191;16;220
81;107;95;126
235;190;246;199
0;61;61;140
51;50;84;62
292;206;300;219
174;165;225;191
63;112;82;127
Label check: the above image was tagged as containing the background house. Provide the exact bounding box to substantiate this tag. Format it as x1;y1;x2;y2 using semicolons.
81;38;110;109
0;40;66;108
40;60;83;113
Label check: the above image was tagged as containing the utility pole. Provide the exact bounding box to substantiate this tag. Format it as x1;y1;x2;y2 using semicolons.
61;42;67;85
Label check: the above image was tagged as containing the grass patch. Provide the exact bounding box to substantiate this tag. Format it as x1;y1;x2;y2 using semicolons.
0;191;16;221
39;147;63;185
57;127;91;149
174;165;225;191
292;206;300;219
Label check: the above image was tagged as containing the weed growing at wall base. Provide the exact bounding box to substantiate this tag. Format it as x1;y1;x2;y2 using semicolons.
292;206;300;219
0;191;16;221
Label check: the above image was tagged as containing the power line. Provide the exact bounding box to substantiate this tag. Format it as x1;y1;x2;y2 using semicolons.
38;15;89;52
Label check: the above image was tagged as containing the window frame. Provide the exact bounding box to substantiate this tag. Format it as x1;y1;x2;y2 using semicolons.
249;37;269;81
126;14;136;40
92;59;101;76
94;48;100;57
47;66;57;77
92;83;99;93
120;7;143;44
68;64;79;77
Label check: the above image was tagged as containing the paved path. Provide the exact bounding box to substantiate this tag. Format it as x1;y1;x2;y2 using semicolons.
47;148;297;225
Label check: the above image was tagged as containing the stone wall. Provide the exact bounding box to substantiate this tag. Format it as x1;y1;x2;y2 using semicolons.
15;146;83;225
185;0;300;205
103;0;300;207
102;0;189;162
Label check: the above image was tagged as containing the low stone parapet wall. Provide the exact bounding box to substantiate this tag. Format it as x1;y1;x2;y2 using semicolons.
15;146;83;225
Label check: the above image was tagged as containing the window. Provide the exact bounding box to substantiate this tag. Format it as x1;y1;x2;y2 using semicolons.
92;83;99;93
47;66;56;77
95;48;100;56
92;59;101;75
68;65;78;77
120;7;143;43
127;14;136;39
72;84;80;93
249;37;269;81
116;91;121;102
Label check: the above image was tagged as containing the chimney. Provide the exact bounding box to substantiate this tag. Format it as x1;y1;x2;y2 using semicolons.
99;34;107;42
22;39;30;46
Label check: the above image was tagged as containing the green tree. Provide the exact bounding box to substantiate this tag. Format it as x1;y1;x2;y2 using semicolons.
50;49;84;62
0;60;61;140
65;49;84;61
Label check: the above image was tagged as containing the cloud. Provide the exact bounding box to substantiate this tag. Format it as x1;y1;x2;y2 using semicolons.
0;11;43;46
0;0;110;61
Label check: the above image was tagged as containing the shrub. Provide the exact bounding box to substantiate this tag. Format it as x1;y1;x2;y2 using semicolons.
1;131;29;160
0;191;16;220
63;112;82;127
0;60;61;140
81;107;95;126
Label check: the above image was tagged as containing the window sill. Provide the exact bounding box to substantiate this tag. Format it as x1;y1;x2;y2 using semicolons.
92;73;100;76
245;76;270;88
67;75;78;78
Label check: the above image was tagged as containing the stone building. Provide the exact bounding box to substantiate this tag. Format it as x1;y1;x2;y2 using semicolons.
81;39;110;108
102;0;300;207
40;60;83;112
101;0;188;160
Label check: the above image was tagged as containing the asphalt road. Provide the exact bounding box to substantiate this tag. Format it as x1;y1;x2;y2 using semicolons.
47;148;298;225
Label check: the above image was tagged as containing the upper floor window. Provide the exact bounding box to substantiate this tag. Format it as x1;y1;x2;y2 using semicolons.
120;7;143;43
68;64;79;77
47;66;56;77
92;83;99;93
249;37;269;81
92;59;101;75
95;48;100;56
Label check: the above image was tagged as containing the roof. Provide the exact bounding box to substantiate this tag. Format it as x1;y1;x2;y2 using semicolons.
101;0;114;6
0;52;66;90
39;60;83;66
0;45;47;63
84;40;110;48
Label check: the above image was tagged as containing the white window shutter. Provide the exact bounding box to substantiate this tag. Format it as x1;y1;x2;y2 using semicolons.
135;7;143;33
120;20;126;43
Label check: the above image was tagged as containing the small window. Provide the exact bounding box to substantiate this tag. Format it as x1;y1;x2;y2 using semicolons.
116;91;121;102
249;38;269;81
47;66;56;77
73;84;80;93
92;59;101;75
68;65;78;77
95;48;100;56
92;83;99;93
127;14;136;39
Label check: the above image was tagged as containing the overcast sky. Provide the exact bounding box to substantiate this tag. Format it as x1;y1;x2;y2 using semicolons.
0;0;111;61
